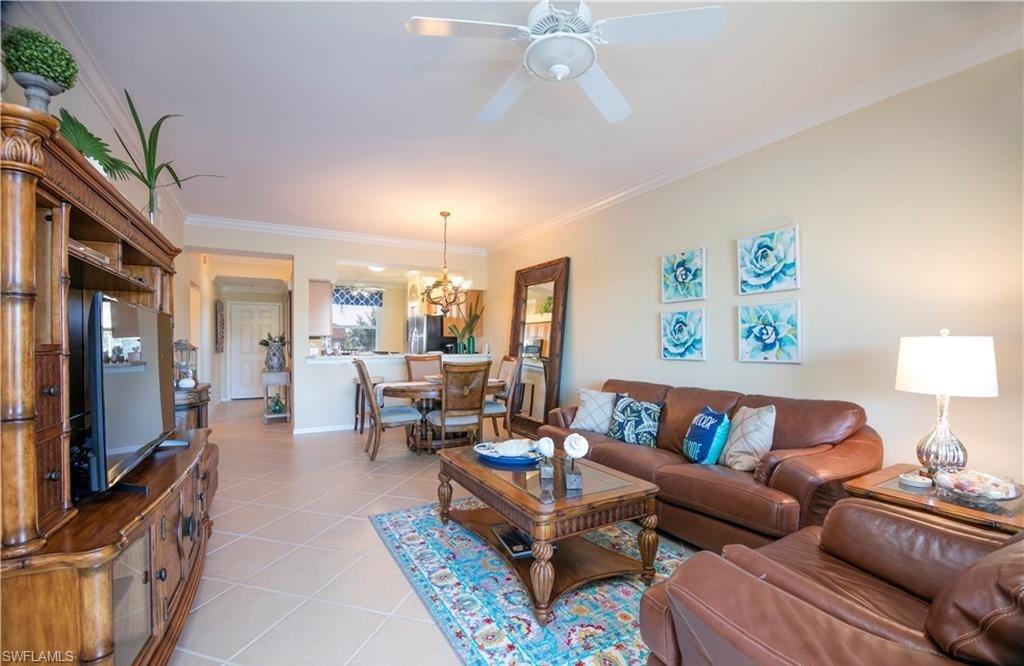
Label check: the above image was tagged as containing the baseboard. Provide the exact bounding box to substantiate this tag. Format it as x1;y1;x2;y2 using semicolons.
292;423;355;435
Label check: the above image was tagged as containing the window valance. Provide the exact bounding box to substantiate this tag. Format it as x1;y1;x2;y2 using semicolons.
332;286;384;307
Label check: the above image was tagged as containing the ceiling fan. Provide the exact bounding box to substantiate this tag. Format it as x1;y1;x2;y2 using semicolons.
405;1;724;124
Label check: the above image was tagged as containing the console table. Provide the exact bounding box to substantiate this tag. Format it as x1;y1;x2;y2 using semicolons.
175;382;211;430
262;369;291;424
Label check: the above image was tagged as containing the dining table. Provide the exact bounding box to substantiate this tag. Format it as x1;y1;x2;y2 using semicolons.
380;377;507;452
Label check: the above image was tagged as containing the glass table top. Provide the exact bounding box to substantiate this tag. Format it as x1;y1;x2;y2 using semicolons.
450;450;632;504
878;476;1024;520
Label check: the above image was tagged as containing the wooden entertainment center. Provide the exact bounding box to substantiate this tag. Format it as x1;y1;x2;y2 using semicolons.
1;103;219;664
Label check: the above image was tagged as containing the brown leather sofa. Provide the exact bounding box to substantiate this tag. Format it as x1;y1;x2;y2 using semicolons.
539;380;883;551
640;499;1023;665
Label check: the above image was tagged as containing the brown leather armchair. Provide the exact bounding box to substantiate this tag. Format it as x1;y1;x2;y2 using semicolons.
640;499;1023;665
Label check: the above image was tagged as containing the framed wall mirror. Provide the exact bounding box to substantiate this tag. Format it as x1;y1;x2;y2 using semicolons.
507;257;569;438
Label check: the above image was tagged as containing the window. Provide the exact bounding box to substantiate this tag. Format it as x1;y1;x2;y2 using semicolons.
331;304;378;352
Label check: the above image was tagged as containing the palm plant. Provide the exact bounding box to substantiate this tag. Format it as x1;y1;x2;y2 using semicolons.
113;90;221;219
58;108;134;180
448;303;484;341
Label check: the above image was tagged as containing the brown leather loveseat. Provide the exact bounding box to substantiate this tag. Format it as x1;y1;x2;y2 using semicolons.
539;379;883;551
640;499;1023;665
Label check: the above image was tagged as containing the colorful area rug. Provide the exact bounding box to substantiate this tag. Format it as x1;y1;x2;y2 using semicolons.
370;498;695;665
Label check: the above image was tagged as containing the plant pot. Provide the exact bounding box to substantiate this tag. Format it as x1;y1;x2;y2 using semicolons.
264;341;286;371
11;72;64;113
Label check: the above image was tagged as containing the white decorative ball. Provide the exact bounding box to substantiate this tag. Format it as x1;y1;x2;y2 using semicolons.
563;433;590;460
536;437;555;458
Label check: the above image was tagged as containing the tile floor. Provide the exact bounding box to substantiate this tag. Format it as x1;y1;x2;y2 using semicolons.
171;400;478;665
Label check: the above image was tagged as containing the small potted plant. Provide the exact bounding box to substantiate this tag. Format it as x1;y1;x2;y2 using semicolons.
259;334;287;372
115;90;222;223
2;26;78;112
448;303;484;354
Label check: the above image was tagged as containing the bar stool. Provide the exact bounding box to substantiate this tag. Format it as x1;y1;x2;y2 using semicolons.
354;374;384;433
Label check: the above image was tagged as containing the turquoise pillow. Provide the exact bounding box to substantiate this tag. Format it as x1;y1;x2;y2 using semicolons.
609;396;662;446
683;407;731;464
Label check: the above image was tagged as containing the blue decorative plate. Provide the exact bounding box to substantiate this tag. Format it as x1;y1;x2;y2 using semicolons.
473;443;540;469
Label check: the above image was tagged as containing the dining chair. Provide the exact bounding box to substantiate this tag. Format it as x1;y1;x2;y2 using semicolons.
405;353;442;381
483;355;521;438
424;361;491;449
353;359;422;461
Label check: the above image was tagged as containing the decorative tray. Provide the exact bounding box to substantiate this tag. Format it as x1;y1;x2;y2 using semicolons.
933;469;1022;506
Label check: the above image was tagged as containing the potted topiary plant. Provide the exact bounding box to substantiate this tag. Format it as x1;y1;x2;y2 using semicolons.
1;26;78;112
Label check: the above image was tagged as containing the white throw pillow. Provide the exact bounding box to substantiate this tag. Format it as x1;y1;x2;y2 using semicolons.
719;405;776;472
569;388;620;434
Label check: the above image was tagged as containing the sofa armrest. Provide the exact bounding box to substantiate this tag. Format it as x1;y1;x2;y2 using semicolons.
767;425;884;526
664;552;952;666
640;583;681;666
753;444;833;485
547;405;578;428
820;498;1007;600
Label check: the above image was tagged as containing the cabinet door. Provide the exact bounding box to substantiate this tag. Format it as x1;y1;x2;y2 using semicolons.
112;528;154;666
155;492;186;624
181;467;199;563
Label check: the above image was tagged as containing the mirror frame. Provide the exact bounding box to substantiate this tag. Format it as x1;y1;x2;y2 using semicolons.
507;257;570;438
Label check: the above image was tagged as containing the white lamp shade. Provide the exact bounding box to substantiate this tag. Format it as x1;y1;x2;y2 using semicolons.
895;335;998;397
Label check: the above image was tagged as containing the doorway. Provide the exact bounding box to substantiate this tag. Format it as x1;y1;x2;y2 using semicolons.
227;302;282;399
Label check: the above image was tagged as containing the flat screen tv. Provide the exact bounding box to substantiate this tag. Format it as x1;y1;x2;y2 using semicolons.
82;292;176;492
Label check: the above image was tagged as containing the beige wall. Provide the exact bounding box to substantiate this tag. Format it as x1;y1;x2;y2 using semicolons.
486;53;1023;474
3;5;195;342
184;223;487;430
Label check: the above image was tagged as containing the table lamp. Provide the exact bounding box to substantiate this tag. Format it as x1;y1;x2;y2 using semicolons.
895;329;998;475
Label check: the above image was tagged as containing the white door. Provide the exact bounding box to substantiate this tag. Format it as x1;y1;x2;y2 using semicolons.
228;302;282;399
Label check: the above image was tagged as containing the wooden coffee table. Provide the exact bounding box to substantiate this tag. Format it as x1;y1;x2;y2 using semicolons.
437;448;659;625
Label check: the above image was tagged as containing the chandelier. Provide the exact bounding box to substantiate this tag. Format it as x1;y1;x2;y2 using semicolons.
423;211;470;316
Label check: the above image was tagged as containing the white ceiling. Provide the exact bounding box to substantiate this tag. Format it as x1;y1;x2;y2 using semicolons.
62;2;1021;249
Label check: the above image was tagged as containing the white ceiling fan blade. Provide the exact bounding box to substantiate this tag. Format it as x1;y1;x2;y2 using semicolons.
405;17;529;40
576;65;631;123
478;67;534;124
590;6;724;45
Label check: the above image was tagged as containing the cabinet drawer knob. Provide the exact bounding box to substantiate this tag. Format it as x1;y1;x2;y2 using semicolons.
156;568;167;582
197;492;206;503
44;470;61;481
41;385;60;397
182;515;195;537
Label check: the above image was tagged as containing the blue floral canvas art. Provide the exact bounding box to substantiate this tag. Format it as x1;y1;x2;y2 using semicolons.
738;301;801;363
737;226;799;294
661;247;705;302
661;310;705;361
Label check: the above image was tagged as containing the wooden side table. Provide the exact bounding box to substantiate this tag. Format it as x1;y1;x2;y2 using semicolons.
844;464;1022;534
262;369;291;424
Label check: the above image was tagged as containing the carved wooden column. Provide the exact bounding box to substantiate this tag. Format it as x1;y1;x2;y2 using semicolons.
1;104;57;558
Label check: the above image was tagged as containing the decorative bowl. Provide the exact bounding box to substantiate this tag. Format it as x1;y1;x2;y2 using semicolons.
933;469;1021;506
473;442;540;469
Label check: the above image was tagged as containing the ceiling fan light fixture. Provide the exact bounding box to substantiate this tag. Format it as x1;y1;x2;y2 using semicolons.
524;33;595;81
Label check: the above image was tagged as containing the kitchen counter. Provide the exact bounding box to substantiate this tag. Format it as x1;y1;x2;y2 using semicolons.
305;353;491;365
295;353;492;434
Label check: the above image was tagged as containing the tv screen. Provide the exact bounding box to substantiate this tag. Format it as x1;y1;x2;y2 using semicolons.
86;293;175;491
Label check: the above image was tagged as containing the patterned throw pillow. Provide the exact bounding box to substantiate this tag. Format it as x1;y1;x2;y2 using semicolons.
569;388;621;434
718;405;776;471
683;406;731;464
608;396;662;446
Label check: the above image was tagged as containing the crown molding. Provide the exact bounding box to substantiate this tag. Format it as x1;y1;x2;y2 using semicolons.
17;2;191;226
492;26;1024;252
187;214;488;257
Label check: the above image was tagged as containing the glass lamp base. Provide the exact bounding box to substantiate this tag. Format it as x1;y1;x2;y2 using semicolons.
916;425;967;476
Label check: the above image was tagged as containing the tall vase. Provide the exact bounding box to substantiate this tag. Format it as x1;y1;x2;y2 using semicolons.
265;341;286;371
467;336;476;354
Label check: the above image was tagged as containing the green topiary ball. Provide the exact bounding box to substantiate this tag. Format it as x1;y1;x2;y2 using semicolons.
2;26;78;90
